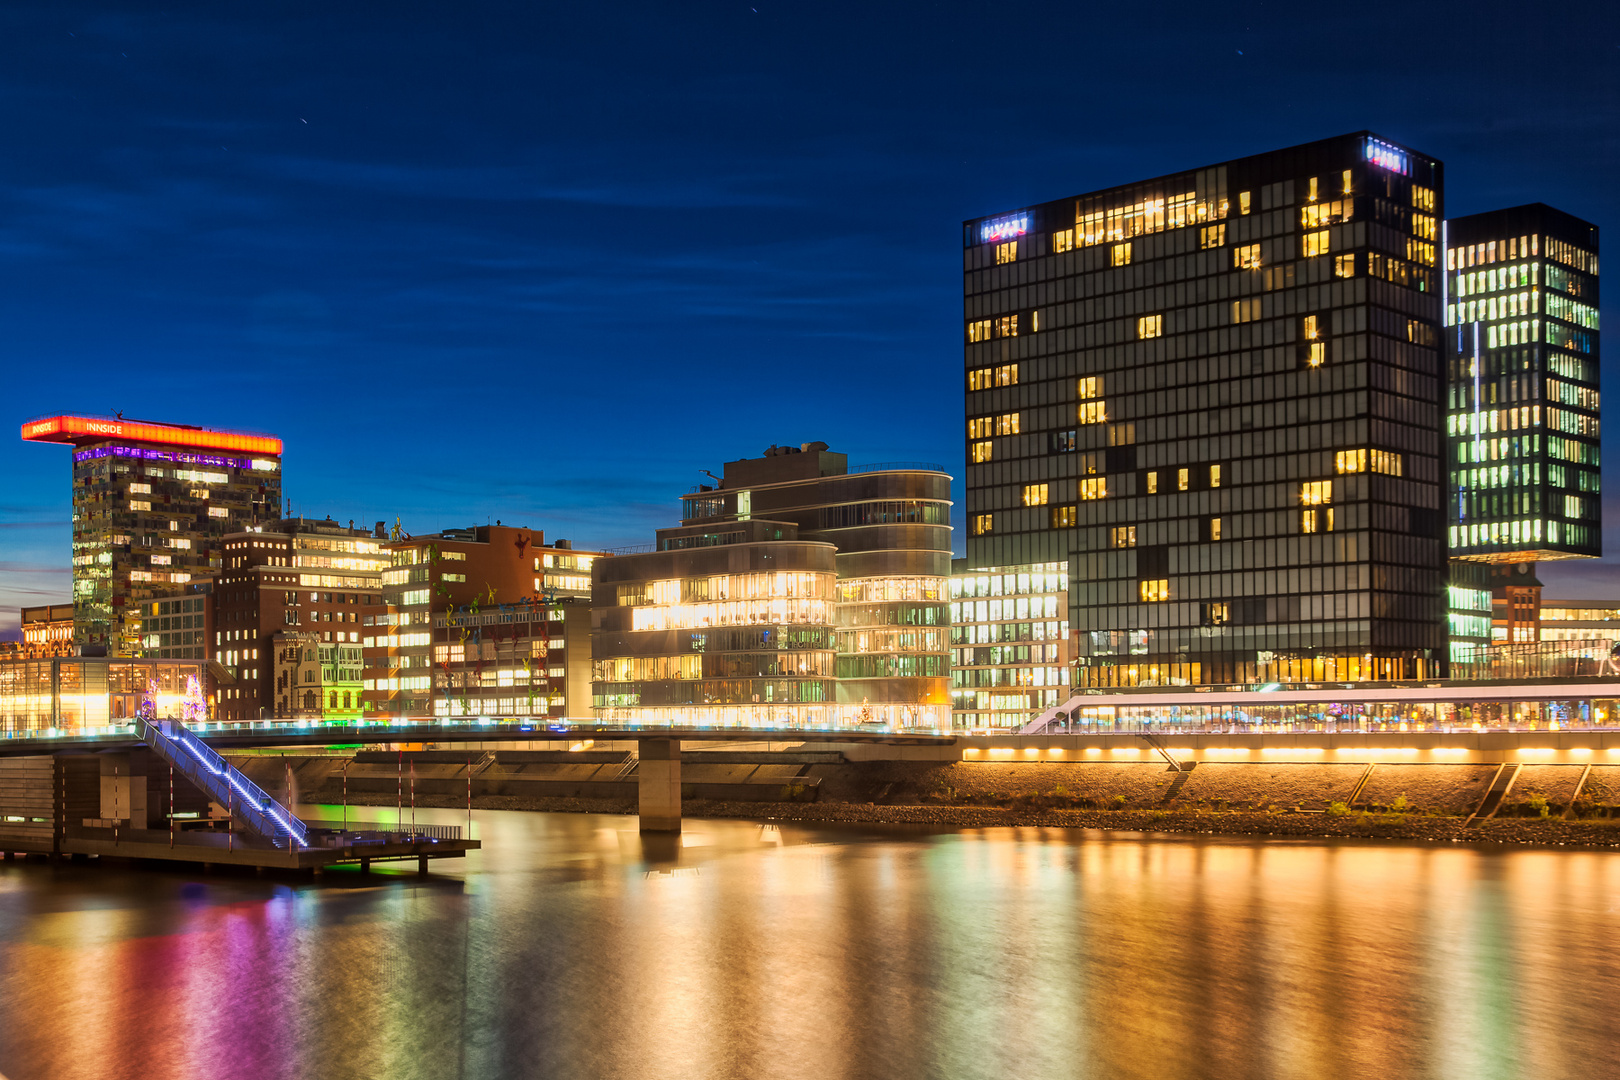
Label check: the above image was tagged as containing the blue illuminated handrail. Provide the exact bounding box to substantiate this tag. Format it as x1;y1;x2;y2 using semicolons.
140;718;309;847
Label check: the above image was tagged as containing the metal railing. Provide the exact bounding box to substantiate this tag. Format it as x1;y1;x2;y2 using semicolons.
848;461;947;475
302;820;463;843
140;718;309;847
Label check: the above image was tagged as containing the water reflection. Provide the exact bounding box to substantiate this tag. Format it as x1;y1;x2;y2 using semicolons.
2;809;1618;1080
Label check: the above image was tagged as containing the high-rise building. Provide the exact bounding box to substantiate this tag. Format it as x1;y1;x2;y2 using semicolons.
593;444;952;729
368;525;603;720
949;560;1070;730
1443;204;1600;563
211;517;389;722
21;415;282;657
963;132;1448;687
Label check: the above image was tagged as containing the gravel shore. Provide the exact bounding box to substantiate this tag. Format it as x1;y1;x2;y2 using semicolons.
337;792;1620;848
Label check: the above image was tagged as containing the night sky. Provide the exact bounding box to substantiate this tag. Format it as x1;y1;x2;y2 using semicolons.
2;0;1618;636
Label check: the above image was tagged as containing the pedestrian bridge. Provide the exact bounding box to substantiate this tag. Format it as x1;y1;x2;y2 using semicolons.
0;717;955;835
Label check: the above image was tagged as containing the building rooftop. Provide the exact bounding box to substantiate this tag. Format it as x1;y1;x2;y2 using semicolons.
20;414;282;455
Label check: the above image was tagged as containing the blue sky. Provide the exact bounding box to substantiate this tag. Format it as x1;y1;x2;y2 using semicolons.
2;0;1618;636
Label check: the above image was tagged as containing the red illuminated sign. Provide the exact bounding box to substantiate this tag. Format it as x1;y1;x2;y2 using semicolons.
19;415;282;455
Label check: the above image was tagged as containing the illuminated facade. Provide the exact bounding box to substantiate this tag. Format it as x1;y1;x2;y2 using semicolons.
1444;204;1600;562
18;605;76;659
20;415;282;657
593;519;840;727
0;656;208;734
594;445;952;729
368;525;602;719
212;518;387;722
964;133;1449;687
1541;599;1620;646
949;561;1070;730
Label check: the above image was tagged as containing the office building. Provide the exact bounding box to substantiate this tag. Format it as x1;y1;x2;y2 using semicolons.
1540;598;1620;647
949;560;1070;730
368;524;602;720
211;517;388;722
593;445;952;729
964;132;1448;687
1444;204;1600;563
137;581;214;660
21;415;282;657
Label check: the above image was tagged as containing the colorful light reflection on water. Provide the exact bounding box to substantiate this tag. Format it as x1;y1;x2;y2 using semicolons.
2;811;1619;1080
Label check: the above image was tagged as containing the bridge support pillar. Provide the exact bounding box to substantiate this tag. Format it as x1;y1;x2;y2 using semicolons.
638;739;682;833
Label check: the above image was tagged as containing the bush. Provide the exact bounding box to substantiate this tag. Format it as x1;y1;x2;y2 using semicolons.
1326;801;1350;817
1526;792;1550;819
1391;795;1410;813
1109;795;1127;811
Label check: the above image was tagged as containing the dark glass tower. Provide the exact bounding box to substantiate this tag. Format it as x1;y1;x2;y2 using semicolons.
963;132;1448;687
1444;204;1600;563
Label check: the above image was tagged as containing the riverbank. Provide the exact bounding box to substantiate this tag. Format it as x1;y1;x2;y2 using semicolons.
332;790;1620;848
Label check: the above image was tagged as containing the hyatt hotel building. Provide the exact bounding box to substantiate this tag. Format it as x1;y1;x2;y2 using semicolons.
963;132;1449;688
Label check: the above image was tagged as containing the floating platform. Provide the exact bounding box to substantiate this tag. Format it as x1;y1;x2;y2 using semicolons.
1;821;479;874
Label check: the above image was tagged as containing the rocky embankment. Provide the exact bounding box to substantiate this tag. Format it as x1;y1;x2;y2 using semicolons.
245;753;1620;849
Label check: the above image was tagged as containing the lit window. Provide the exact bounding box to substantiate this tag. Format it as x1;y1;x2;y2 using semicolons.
1077;402;1106;425
1302;230;1330;258
1412;184;1435;212
1205;602;1229;625
971;441;992;463
1334;254;1355;278
1303;314;1320;339
1341;169;1353;195
208;507;228;518
968;364;1018;390
1199;224;1225;249
1302;509;1319;534
1234;244;1261;270
129;483;151;494
1371;449;1404;476
997;314;1019;337
1307;176;1319;201
1307;342;1326;366
996;241;1017;264
1146;471;1158;494
1052;229;1074;253
1232;298;1260;323
1111;243;1132;266
967;319;992;342
1137;314;1162;339
1407;239;1435;266
1335;449;1367;474
1301;200;1352;228
1022;484;1049;507
1209;464;1221;489
1301;481;1332;505
1140;579;1169;602
1209;517;1222;541
1079;478;1107;500
1050;505;1077;528
1239;191;1252;215
967;413;1019;439
1111;526;1137;548
1412;213;1436;241
972;514;993;536
1177;468;1189;492
1077;376;1100;399
130;499;152;511
1107;422;1135;446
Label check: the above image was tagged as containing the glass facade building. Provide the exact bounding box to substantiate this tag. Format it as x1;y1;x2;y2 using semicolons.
20;415;282;658
1444;204;1600;562
594;445;953;729
949;560;1070;730
964;133;1449;687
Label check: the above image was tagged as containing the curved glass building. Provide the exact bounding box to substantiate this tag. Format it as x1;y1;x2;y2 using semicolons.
592;444;953;730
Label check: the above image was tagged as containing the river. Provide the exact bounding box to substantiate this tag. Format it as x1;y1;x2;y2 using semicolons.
1;806;1617;1080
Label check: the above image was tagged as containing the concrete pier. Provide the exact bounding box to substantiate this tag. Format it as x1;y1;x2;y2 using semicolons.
638;739;682;833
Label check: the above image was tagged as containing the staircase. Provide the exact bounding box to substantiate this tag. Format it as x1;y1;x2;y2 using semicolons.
1159;768;1196;804
1465;763;1522;827
139;718;309;847
1018;694;1086;735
